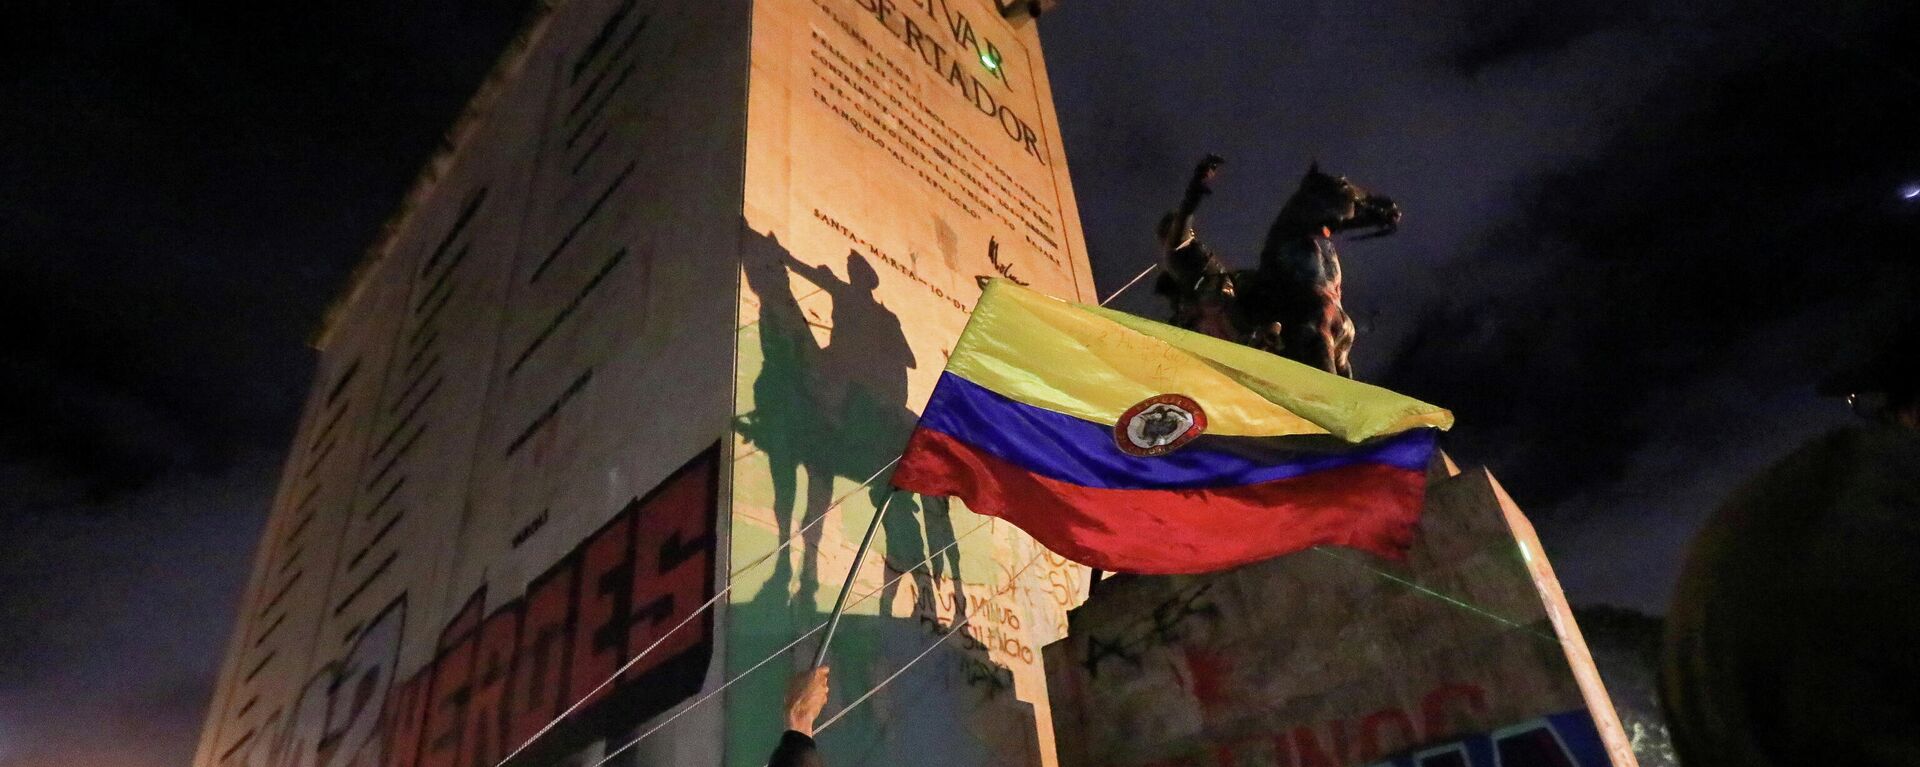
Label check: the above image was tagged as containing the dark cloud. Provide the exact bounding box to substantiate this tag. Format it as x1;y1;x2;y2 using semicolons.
1043;0;1920;609
1381;0;1920;518
0;3;528;765
1445;0;1695;75
0;453;274;767
0;1;529;497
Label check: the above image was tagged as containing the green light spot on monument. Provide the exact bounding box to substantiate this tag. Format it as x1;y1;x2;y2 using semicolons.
980;51;1000;71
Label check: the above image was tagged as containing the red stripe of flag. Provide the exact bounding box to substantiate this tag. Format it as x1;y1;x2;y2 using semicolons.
894;428;1429;574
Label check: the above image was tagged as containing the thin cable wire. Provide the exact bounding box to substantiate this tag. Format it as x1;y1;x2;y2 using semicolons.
495;458;898;767
1309;547;1558;642
503;261;1159;767
586;522;1004;767
503;513;990;767
802;546;1553;756
587;616;829;767
1101;263;1158;307
812;492;898;668
729;459;897;579
817;550;1049;733
817;616;969;731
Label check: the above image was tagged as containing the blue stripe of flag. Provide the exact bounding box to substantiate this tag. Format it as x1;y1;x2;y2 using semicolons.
916;373;1437;491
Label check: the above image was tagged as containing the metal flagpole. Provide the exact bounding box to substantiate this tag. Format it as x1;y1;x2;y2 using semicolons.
1089;263;1153;600
811;491;896;668
1102;263;1158;307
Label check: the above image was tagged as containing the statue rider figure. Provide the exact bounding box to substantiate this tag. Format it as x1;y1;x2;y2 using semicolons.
1153;155;1400;379
1152;155;1238;342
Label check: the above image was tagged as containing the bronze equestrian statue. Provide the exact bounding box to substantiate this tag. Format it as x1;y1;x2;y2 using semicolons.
1153;155;1237;340
1153;155;1400;378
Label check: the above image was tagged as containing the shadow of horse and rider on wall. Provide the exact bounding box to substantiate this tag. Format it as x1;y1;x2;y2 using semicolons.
734;224;965;618
730;223;1040;765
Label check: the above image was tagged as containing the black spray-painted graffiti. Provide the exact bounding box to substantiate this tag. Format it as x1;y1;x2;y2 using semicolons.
1081;580;1220;678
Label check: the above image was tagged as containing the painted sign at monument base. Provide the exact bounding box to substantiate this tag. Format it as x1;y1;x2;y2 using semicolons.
1043;456;1640;767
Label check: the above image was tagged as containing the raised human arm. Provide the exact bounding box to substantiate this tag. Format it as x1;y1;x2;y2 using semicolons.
768;666;831;767
1161;154;1223;254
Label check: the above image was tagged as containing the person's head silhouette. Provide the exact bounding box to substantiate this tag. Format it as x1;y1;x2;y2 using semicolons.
847;252;880;292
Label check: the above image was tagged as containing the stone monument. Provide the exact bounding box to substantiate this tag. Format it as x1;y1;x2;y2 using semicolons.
1043;456;1640;767
189;1;1095;766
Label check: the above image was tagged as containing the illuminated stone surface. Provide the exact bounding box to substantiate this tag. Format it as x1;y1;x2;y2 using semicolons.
190;2;1094;766
1043;458;1640;767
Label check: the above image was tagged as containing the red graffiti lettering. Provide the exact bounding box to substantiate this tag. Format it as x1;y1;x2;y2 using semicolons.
380;676;430;767
625;455;716;679
569;513;634;710
1420;682;1490;741
505;558;575;746
419;627;477;767
458;604;520;767
1189;681;1496;766
1290;720;1349;767
1357;707;1418;761
236;446;721;767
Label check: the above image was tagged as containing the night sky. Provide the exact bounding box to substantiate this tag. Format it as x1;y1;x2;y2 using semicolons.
3;1;1916;765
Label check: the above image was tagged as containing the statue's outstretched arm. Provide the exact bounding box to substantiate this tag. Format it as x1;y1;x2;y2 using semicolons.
776;248;841;287
1163;154;1224;253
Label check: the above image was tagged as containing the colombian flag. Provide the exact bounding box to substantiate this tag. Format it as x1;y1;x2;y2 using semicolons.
892;280;1454;574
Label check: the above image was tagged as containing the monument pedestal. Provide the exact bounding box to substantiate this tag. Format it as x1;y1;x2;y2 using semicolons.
1043;457;1640;767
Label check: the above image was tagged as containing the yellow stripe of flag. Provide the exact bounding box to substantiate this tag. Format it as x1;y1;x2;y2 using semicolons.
946;280;1454;442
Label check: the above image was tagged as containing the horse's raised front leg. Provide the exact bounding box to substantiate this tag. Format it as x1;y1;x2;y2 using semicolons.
1281;320;1337;374
1330;305;1356;378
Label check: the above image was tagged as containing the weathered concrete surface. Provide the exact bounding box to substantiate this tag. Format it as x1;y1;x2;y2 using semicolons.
191;1;1095;766
1044;458;1639;767
725;0;1095;764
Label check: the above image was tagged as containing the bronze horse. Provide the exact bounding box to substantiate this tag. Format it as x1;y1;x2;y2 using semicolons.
1153;155;1399;377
